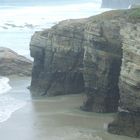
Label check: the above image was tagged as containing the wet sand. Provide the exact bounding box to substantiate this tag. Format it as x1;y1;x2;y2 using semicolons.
0;77;139;140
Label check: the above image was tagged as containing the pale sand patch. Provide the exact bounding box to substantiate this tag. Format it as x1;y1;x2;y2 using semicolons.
0;90;139;140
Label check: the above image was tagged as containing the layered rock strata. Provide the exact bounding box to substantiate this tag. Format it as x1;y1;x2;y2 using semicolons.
30;11;123;113
30;8;140;137
82;19;122;112
30;19;86;96
0;47;32;76
108;23;140;138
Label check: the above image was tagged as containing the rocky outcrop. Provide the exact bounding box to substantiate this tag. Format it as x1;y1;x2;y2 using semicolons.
101;0;140;9
108;23;140;138
30;11;124;113
30;19;86;96
30;8;140;137
0;47;32;76
81;17;122;112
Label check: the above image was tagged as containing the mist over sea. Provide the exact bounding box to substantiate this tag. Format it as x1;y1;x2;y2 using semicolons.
0;0;110;123
0;0;110;58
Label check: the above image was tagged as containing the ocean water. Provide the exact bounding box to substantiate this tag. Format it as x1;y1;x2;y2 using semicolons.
0;0;110;58
0;77;27;122
0;77;11;95
0;0;110;123
0;76;31;122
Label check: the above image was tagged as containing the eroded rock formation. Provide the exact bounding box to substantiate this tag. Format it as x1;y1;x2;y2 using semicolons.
0;47;32;76
30;11;124;113
30;8;140;137
30;19;86;96
108;23;140;138
82;18;122;112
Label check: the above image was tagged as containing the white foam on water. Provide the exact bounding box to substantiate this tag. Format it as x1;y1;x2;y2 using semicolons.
0;95;26;122
0;2;111;32
0;77;11;95
0;77;26;122
0;1;111;59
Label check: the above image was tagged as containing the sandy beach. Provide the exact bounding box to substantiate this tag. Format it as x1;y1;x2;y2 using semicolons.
0;77;139;140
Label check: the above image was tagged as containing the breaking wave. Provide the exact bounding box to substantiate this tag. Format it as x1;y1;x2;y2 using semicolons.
0;76;26;122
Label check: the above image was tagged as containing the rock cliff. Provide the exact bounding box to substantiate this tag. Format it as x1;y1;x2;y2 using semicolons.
0;47;32;76
30;11;124;112
108;22;140;138
30;8;140;137
30;19;86;96
81;14;123;112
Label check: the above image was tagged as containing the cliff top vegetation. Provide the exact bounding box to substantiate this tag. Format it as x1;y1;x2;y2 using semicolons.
88;8;140;23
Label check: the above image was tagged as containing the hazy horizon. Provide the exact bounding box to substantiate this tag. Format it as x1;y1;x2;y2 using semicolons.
0;0;102;6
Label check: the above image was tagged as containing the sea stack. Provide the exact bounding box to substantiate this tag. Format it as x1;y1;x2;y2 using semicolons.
30;11;123;112
30;19;86;96
30;7;140;138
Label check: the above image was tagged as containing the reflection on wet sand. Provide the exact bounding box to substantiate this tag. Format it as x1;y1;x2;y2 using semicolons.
0;93;139;140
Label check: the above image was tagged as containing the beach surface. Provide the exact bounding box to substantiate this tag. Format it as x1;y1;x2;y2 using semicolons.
0;77;139;140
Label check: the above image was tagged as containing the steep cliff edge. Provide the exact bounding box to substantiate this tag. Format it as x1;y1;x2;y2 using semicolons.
30;8;140;137
30;19;86;96
108;22;140;138
30;10;124;113
81;13;123;112
83;8;140;113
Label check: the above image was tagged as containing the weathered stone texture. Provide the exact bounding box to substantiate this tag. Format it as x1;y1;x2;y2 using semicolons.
82;20;122;112
30;19;86;96
30;15;122;113
108;23;140;138
0;47;32;76
30;9;140;137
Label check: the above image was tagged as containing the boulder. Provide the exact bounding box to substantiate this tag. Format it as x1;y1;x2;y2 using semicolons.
0;47;32;76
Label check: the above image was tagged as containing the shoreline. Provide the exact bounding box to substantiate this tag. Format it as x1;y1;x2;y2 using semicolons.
0;77;139;140
0;76;31;123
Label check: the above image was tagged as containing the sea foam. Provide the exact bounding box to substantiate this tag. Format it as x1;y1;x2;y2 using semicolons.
0;77;11;95
0;96;26;122
0;77;26;122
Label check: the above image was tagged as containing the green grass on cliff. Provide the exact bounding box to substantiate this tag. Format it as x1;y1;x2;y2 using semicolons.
127;8;140;21
89;8;140;23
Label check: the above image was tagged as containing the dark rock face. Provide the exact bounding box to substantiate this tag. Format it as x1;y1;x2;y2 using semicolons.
108;112;140;137
30;9;140;137
0;47;32;76
30;19;86;96
108;23;140;138
82;20;122;112
30;13;123;113
101;0;140;9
